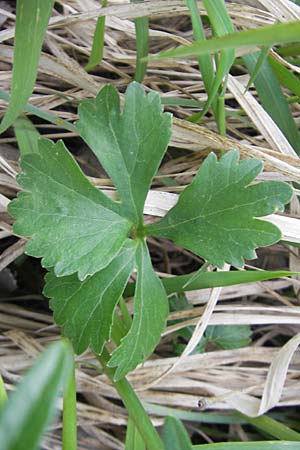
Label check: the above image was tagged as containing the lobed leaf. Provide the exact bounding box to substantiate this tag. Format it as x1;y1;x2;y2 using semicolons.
77;82;172;224
147;150;292;268
108;240;169;380
8;139;131;280
44;242;137;355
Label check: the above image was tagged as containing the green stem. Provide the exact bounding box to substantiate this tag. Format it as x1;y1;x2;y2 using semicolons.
0;375;7;411
130;0;149;82
97;348;164;450
62;356;77;450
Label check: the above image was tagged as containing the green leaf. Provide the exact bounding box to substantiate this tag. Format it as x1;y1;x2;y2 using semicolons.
0;0;54;134
0;89;77;133
77;82;172;224
152;21;300;60
241;414;300;441
204;325;252;350
199;0;235;120
0;340;72;450
193;442;300;450
125;417;146;450
125;269;300;298
14;116;40;156
147;150;292;268
8;138;132;280
44;242;137;354
243;52;300;152
162;416;193;450
108;240;169;380
84;0;107;72
131;0;149;83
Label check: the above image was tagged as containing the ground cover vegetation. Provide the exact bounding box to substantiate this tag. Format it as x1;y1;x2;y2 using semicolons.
1;0;300;449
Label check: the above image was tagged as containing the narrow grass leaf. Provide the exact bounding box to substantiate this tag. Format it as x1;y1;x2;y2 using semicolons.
0;0;54;134
85;0;107;72
62;357;77;450
243;52;300;153
152;21;300;60
193;442;300;449
162;416;193;450
245;46;271;92
0;340;72;450
131;0;149;82
125;269;300;297
14;116;40;156
125;417;146;450
268;56;300;97
0;89;77;133
185;0;215;115
199;0;235;120
241;414;300;441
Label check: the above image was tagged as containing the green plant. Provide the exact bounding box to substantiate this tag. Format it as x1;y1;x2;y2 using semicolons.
0;340;73;450
7;81;294;448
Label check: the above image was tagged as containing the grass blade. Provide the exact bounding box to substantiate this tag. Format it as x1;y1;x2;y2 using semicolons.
193;443;300;449
125;417;146;450
131;0;149;82
0;0;54;134
244;46;271;92
124;270;299;297
85;0;107;72
243;52;300;153
162;416;193;450
185;0;215;108
151;21;300;60
269;56;300;97
14;116;40;156
241;414;300;441
62;357;77;450
0;376;7;412
0;340;73;450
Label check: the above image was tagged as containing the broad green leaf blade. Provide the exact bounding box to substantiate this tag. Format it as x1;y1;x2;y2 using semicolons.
152;21;300;60
147;151;293;268
0;0;54;134
77;82;172;224
44;242;136;354
8;138;132;280
108;240;169;380
243;52;300;152
204;325;252;350
0;340;72;450
162;416;193;450
125;269;300;297
14;116;40;156
193;442;300;450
